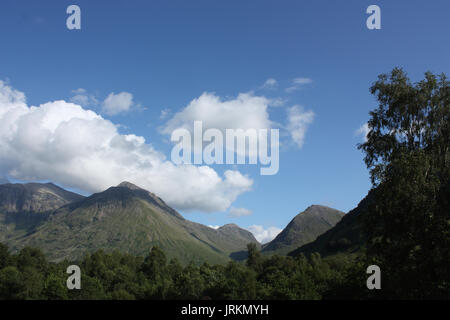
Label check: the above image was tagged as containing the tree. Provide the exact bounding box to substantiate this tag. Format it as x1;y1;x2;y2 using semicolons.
16;247;47;273
359;68;449;186
0;266;24;299
141;246;167;281
0;243;10;270
246;243;263;273
358;68;449;298
20;266;44;299
141;246;170;299
43;273;68;300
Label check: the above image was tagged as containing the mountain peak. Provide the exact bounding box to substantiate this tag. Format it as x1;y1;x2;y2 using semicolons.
117;181;142;190
302;204;342;215
219;223;240;229
262;205;345;255
0;182;84;214
84;181;185;221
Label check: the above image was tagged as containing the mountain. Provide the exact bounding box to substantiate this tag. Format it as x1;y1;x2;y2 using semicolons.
217;224;258;248
0;182;84;214
0;183;84;243
288;192;373;257
262;205;345;255
8;182;259;264
0;176;9;184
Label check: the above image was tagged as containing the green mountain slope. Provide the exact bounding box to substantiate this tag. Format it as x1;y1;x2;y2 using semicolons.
288;192;373;257
8;182;258;264
262;205;345;255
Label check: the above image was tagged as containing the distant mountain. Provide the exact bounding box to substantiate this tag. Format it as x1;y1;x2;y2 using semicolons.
8;182;259;264
217;224;258;248
0;176;9;185
288;192;373;257
0;183;84;214
262;205;345;255
0;183;84;243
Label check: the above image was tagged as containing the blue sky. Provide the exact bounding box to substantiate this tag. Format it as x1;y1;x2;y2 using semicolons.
0;0;449;242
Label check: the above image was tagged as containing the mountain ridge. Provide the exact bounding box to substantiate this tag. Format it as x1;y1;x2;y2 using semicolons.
288;192;373;257
262;205;345;255
2;181;258;264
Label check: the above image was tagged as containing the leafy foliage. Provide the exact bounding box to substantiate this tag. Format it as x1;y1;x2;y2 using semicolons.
358;68;449;299
0;244;355;300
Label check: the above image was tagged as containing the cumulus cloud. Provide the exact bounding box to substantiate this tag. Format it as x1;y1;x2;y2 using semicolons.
285;77;313;93
356;123;370;142
161;92;279;159
286;105;315;148
102;91;134;115
0;81;252;213
246;225;282;244
228;207;252;218
162;92;274;135
208;225;220;230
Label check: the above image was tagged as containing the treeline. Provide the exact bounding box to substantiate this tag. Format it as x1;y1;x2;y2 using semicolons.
0;242;370;300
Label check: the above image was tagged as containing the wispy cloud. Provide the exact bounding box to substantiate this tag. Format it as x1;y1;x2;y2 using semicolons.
286;105;315;148
159;108;171;120
228;207;253;218
285;77;313;93
261;78;278;90
70;88;99;107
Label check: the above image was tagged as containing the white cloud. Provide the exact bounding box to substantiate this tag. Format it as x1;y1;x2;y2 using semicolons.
161;92;278;158
70;88;99;107
293;78;313;85
228;207;252;218
268;97;286;108
285;77;313;93
246;225;282;244
261;78;277;89
72;88;86;94
102;92;134;115
159;108;170;120
356;123;370;142
286;105;315;148
0;81;252;213
162;92;273;134
208;225;220;230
